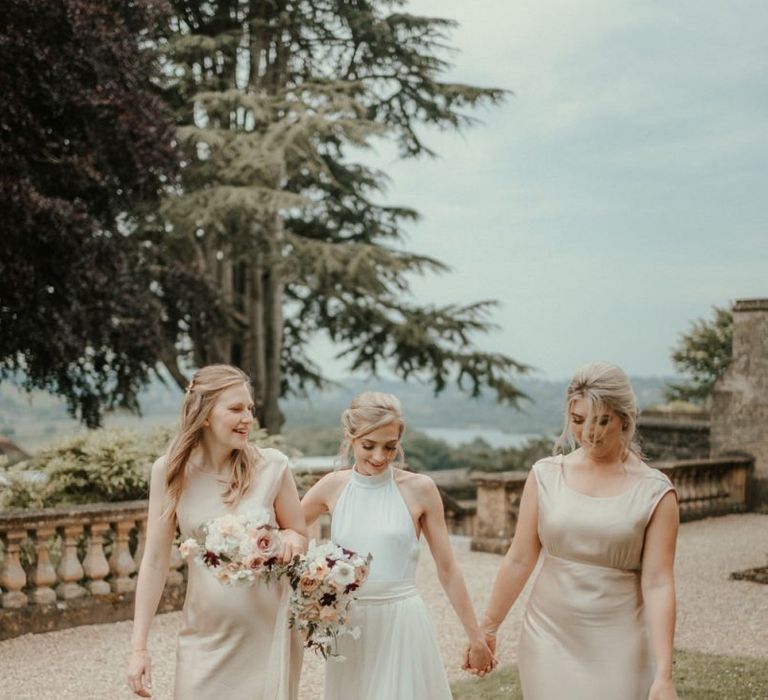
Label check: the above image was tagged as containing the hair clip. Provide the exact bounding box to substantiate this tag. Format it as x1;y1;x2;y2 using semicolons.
185;380;196;394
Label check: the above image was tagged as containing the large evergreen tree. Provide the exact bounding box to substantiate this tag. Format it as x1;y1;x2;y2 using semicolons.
0;0;178;426
157;0;528;432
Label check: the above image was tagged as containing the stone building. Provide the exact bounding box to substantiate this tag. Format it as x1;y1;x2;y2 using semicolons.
637;410;710;461
711;298;768;508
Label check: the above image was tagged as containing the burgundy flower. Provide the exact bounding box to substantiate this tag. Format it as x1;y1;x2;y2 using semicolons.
319;592;337;606
203;551;221;568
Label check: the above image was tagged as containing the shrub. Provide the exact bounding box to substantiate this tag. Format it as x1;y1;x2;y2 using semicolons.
0;425;286;512
0;427;172;510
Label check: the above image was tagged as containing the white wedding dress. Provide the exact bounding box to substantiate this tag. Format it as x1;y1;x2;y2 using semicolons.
324;467;452;700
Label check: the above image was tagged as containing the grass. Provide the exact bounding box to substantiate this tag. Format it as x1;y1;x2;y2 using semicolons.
450;649;768;699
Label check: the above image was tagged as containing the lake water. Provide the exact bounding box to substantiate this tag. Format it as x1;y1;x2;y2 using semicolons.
417;427;545;449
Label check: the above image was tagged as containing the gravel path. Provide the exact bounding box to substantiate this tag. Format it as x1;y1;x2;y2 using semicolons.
1;513;766;700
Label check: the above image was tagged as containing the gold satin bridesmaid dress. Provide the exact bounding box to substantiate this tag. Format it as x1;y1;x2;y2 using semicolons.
518;456;675;700
173;449;302;700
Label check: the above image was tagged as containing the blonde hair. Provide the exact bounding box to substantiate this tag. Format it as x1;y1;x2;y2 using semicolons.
554;362;642;457
338;391;406;468
162;364;259;519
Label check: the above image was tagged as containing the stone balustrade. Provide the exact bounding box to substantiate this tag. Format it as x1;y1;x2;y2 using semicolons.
469;456;754;553
0;501;185;641
0;456;753;638
656;455;753;521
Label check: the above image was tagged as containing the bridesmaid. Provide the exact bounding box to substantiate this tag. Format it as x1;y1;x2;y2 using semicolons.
301;391;495;700
126;364;307;699
469;362;679;699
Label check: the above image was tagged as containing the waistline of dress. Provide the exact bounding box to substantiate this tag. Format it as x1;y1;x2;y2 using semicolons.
543;552;640;576
355;580;419;605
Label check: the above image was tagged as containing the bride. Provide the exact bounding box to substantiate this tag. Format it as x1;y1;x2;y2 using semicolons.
301;391;494;699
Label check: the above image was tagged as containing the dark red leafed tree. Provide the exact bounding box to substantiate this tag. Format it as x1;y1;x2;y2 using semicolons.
0;0;179;426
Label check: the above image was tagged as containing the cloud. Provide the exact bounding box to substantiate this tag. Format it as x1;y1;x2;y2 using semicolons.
318;1;768;379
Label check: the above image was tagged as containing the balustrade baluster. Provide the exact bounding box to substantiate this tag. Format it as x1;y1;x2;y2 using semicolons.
0;530;29;608
83;522;111;595
56;525;86;600
29;526;57;604
680;470;689;515
167;542;184;586
109;520;137;593
133;519;146;569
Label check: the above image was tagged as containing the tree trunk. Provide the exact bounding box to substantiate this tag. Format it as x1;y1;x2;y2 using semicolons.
244;253;268;425
262;213;285;433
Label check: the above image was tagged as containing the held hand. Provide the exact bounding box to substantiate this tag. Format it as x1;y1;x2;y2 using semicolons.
127;649;152;697
648;676;678;700
462;637;497;677
484;631;497;658
279;529;307;564
480;618;498;666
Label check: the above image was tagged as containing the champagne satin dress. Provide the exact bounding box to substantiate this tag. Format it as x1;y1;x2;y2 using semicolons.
173;448;302;700
518;456;676;700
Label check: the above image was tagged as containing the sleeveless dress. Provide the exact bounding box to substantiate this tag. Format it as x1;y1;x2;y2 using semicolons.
324;467;453;700
174;448;302;700
518;456;676;700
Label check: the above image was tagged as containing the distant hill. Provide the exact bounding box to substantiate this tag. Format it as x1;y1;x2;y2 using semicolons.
281;375;673;433
0;374;673;452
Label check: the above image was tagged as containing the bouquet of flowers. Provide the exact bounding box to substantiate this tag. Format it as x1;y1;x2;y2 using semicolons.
286;539;372;659
179;508;282;586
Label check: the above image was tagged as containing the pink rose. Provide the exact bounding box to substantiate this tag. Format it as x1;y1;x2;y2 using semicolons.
301;601;322;621
319;606;338;623
355;563;369;582
245;554;265;571
309;560;328;579
253;529;279;558
300;574;321;593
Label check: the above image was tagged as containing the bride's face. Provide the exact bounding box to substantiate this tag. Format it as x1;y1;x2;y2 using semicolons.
352;422;401;476
569;397;624;458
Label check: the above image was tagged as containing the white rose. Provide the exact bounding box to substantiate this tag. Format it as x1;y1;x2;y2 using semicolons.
331;562;356;588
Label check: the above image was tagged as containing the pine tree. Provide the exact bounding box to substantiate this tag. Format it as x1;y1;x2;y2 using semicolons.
155;1;529;431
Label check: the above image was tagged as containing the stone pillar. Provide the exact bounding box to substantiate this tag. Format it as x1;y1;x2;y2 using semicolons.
470;471;528;554
0;530;29;608
711;298;768;508
56;525;86;600
29;526;58;605
109;520;137;593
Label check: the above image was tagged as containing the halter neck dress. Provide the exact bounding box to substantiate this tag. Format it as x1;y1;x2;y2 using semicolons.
518;456;676;699
324;466;452;699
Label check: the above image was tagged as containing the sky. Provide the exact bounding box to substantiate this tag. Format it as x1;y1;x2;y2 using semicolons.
317;0;768;381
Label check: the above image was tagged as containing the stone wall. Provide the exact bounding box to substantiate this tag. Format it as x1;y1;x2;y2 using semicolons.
711;298;768;508
469;471;527;554
468;456;752;553
637;411;710;461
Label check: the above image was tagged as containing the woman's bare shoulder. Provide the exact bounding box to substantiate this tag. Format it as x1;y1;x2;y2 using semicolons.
314;468;353;490
394;469;439;496
151;454;169;476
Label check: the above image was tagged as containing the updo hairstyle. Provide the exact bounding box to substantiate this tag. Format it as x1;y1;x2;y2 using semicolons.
338;391;406;468
553;362;642;457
